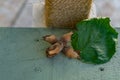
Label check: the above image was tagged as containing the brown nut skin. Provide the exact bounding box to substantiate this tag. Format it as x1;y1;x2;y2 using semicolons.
43;35;58;44
60;31;73;42
46;41;64;58
60;32;73;47
44;32;79;59
63;46;80;59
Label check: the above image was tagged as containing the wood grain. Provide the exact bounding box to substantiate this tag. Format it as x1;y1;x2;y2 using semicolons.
0;28;119;80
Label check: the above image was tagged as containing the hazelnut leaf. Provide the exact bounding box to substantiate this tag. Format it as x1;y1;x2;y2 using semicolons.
71;18;118;64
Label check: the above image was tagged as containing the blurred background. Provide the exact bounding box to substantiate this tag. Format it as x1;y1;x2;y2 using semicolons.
0;0;120;27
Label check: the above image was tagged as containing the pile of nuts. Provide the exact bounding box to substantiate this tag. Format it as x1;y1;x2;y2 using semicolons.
43;32;80;59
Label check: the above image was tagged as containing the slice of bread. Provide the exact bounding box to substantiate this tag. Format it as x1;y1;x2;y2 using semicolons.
45;0;93;28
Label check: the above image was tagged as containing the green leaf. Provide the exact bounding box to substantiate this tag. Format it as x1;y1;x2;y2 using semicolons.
71;17;118;64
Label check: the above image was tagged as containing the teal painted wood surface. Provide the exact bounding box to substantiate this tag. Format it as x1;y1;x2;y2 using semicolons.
0;28;120;80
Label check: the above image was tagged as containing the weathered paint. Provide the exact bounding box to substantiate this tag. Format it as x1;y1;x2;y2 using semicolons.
0;28;119;80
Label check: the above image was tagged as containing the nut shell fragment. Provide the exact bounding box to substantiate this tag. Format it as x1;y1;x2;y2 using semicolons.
46;41;64;57
63;46;80;59
43;35;58;44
